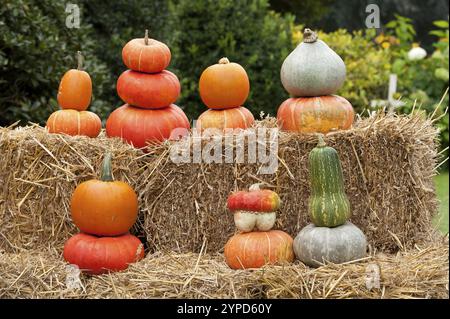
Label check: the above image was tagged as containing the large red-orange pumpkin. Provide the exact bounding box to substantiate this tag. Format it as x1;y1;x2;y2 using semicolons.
117;69;180;109
63;232;144;275
224;230;294;269
277;95;354;134
122;30;171;73
199;57;250;109
106;104;190;148
46;109;101;137
57;51;92;111
196;106;254;131
71;153;138;236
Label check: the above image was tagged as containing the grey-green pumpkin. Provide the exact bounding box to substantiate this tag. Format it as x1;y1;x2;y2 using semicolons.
280;28;346;97
293;222;367;267
308;135;351;227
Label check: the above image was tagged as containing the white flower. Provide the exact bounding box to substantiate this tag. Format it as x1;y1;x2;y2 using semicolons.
408;47;427;61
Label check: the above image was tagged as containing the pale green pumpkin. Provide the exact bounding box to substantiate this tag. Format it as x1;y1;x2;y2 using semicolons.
280;28;346;97
308;135;351;227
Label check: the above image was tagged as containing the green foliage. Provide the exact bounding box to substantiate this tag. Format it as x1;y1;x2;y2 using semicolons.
0;0;112;125
384;16;449;162
168;0;294;119
268;0;333;26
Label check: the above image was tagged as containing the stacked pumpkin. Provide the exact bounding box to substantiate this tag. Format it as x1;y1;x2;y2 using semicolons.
106;30;190;148
63;153;144;274
46;51;101;137
224;184;294;269
277;29;354;134
293;135;367;267
196;58;254;131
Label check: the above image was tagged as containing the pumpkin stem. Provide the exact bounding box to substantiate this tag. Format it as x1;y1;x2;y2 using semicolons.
144;29;149;45
77;51;83;70
249;183;264;191
100;152;114;182
303;28;318;43
316;134;327;148
219;57;230;64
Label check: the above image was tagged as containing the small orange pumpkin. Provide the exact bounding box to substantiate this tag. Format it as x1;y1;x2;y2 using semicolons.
277;95;354;134
117;69;180;109
63;232;144;275
122;29;171;73
224;230;294;269
46;109;101;137
57;51;92;111
196;106;254;131
71;153;138;236
199;57;250;109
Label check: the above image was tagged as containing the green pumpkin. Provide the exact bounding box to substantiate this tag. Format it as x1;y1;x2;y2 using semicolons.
308;135;350;227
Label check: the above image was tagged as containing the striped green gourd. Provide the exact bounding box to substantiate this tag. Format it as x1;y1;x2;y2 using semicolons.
308;135;350;227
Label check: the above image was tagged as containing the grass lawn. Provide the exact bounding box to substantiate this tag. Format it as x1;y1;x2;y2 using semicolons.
434;171;449;234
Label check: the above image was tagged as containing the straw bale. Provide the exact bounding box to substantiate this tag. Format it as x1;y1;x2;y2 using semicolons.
0;239;447;299
0;113;440;253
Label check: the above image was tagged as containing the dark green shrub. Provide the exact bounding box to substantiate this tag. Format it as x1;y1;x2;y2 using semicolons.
0;0;111;125
167;0;294;119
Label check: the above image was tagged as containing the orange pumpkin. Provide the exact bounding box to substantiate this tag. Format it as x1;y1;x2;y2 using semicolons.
196;106;254;131
122;29;171;73
224;230;294;269
199;57;250;109
117;69;180;109
63;232;144;275
106;104;190;148
277;95;354;134
57;51;92;111
46;109;101;137
71;153;138;236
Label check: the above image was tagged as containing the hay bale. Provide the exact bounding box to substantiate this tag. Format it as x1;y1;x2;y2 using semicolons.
0;125;145;252
0;240;448;298
0;113;439;253
141;113;439;253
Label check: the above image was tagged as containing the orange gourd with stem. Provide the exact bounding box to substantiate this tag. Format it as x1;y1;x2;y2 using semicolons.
199;57;250;109
57;51;92;111
71;152;138;236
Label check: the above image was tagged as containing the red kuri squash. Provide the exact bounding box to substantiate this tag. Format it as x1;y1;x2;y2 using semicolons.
117;69;180;109
106;104;190;148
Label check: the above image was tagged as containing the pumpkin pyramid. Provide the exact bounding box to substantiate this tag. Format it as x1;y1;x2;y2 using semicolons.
46;51;101;138
106;30;190;149
196;57;254;132
293;135;367;267
277;28;354;134
224;183;294;269
63;153;144;274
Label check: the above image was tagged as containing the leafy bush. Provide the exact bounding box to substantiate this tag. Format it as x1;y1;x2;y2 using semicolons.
0;0;112;125
167;0;294;119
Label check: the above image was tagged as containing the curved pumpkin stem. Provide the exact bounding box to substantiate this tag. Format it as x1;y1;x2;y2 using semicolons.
316;133;327;148
219;57;230;64
77;51;83;70
303;28;318;43
144;29;149;45
249;183;264;191
101;152;114;182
